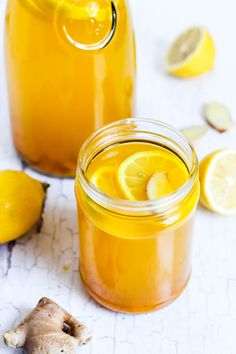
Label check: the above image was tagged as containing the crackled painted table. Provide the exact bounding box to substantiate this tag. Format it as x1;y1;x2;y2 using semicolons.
1;0;236;353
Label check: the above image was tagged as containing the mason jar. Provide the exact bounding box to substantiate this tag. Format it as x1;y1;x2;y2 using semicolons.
75;118;199;313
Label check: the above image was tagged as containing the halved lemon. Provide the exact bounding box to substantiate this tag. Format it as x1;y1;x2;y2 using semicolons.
90;166;120;198
118;150;189;201
165;27;216;78
199;149;236;215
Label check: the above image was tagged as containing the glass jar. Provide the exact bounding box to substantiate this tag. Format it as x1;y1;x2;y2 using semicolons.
5;0;136;176
75;118;199;313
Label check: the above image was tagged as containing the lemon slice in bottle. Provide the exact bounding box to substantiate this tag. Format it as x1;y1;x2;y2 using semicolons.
199;149;236;215
165;27;216;78
118;150;189;201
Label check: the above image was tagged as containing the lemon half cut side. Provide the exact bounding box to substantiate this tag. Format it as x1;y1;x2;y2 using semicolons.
199;149;236;215
165;27;216;78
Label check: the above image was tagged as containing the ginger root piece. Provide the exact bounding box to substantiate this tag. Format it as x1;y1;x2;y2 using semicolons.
181;125;208;144
204;102;234;132
3;297;91;353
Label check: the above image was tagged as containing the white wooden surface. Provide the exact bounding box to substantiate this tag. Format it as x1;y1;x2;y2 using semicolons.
1;0;236;353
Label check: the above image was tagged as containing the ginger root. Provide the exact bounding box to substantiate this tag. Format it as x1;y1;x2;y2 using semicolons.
3;297;91;353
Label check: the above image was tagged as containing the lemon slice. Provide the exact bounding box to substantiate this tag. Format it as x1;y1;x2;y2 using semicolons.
165;27;216;78
118;150;189;201
90;166;120;198
199;149;236;215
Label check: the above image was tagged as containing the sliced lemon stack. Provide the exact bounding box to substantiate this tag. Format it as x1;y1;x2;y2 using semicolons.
165;27;216;78
117;151;189;201
200;149;236;215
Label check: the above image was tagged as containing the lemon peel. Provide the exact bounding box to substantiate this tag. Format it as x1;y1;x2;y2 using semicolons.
0;170;49;243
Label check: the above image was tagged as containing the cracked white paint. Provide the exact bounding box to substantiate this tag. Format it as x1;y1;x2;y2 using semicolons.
1;0;236;353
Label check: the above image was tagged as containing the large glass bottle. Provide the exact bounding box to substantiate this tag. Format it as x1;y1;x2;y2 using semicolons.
5;0;136;176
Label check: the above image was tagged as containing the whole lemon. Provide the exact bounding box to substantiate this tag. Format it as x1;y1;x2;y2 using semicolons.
0;170;48;243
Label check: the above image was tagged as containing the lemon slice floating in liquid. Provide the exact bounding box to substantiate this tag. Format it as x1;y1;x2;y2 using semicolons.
90;166;120;198
117;150;189;201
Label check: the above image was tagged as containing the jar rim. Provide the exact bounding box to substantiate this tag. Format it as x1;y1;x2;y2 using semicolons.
76;118;199;214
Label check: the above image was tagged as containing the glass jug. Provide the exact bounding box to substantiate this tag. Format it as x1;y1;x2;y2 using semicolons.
5;0;136;176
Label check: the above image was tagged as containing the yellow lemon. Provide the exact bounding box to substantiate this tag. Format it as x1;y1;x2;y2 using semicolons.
199;149;236;215
165;27;216;78
90;166;120;198
117;150;189;201
0;170;48;243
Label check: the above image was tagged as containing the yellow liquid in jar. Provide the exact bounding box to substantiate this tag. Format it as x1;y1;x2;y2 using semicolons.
75;141;199;313
5;0;136;176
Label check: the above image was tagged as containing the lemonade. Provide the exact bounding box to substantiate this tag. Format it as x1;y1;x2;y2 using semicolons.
5;0;135;176
75;119;199;313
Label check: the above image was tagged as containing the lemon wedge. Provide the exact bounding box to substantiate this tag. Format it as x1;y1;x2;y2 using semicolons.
199;149;236;215
165;27;216;78
118;150;189;201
